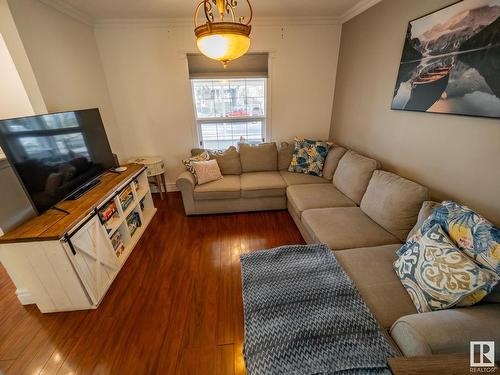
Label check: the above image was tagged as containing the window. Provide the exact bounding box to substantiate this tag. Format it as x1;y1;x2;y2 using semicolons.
191;78;267;149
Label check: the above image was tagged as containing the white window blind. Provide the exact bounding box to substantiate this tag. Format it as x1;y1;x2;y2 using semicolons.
191;78;267;149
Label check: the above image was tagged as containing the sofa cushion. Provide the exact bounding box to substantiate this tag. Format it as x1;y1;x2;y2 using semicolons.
240;172;287;198
191;146;242;175
287;184;356;216
322;146;348;180
278;142;294;171
193;175;241;200
332;151;379;205
390;305;500;357
192;160;223;185
279;171;329;186
288;138;332;177
407;201;442;240
360;171;429;242
239;143;278;172
302;207;401;250
394;224;499;313
335;244;417;329
182;151;210;182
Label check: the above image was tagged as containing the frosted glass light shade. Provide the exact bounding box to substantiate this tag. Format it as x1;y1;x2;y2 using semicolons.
197;33;250;63
194;22;252;67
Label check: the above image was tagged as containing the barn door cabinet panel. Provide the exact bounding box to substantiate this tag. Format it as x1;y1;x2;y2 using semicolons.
0;165;156;313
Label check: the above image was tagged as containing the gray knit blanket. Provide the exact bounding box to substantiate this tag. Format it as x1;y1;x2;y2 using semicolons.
240;244;396;375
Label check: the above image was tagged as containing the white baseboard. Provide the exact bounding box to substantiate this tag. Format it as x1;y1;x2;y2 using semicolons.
167;183;179;192
150;182;179;193
16;288;34;305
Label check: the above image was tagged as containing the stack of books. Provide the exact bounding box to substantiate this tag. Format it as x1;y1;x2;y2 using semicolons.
127;212;142;237
111;231;124;257
119;186;134;211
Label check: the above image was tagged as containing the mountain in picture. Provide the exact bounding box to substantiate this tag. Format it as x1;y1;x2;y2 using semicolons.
391;0;500;119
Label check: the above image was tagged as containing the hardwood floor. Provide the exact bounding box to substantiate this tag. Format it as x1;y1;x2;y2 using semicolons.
0;192;305;375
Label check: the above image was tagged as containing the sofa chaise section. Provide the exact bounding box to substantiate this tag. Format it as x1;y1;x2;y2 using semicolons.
334;244;417;329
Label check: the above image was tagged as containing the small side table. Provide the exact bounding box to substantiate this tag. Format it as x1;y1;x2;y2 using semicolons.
128;157;167;200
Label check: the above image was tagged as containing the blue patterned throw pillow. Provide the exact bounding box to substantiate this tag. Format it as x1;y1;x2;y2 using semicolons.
394;224;499;313
397;201;500;276
288;138;332;176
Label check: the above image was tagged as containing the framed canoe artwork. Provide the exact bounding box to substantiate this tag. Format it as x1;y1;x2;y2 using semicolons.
391;0;500;119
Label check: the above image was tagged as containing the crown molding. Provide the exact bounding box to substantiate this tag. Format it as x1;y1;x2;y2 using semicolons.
39;0;375;28
40;0;93;26
340;0;382;24
93;16;341;29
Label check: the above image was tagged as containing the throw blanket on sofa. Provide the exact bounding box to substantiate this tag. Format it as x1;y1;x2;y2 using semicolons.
240;244;396;375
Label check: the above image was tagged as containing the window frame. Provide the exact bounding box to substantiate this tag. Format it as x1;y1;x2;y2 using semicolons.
190;77;269;149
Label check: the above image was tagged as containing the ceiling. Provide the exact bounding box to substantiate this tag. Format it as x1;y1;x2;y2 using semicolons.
46;0;374;21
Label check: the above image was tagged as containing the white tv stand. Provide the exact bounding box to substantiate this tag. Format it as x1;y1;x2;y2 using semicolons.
0;165;156;313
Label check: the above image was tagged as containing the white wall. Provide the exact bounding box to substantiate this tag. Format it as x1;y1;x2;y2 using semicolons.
0;6;38;236
94;21;342;183
0;34;33;120
0;0;45;114
7;0;125;158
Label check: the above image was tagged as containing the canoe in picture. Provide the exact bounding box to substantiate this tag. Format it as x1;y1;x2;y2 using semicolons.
404;66;453;111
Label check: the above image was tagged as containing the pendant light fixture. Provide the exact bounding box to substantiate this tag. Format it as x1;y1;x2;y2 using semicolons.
194;0;253;68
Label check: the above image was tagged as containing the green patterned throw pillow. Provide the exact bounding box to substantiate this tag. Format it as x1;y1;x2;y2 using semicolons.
394;224;499;313
288;138;332;177
182;151;210;183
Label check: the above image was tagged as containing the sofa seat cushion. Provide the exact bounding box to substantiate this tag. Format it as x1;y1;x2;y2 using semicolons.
279;171;329;186
302;207;401;250
287;184;356;217
390;305;500;357
193;175;241;200
335;244;417;329
241;172;287;198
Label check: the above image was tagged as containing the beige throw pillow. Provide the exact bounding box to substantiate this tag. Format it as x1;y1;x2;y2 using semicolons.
191;146;242;175
183;151;210;182
192;160;223;185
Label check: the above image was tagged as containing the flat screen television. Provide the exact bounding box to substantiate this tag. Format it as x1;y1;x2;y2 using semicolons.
0;109;117;214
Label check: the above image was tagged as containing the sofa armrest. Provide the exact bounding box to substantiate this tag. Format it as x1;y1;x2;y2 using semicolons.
176;171;195;191
176;172;196;215
390;305;500;358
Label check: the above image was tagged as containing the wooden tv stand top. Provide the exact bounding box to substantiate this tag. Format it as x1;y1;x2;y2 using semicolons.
0;164;146;244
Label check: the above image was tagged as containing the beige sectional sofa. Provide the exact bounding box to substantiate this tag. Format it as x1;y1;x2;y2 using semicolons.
176;142;500;358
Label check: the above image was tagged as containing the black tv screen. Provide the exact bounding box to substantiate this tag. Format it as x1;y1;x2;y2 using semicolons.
0;109;116;214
